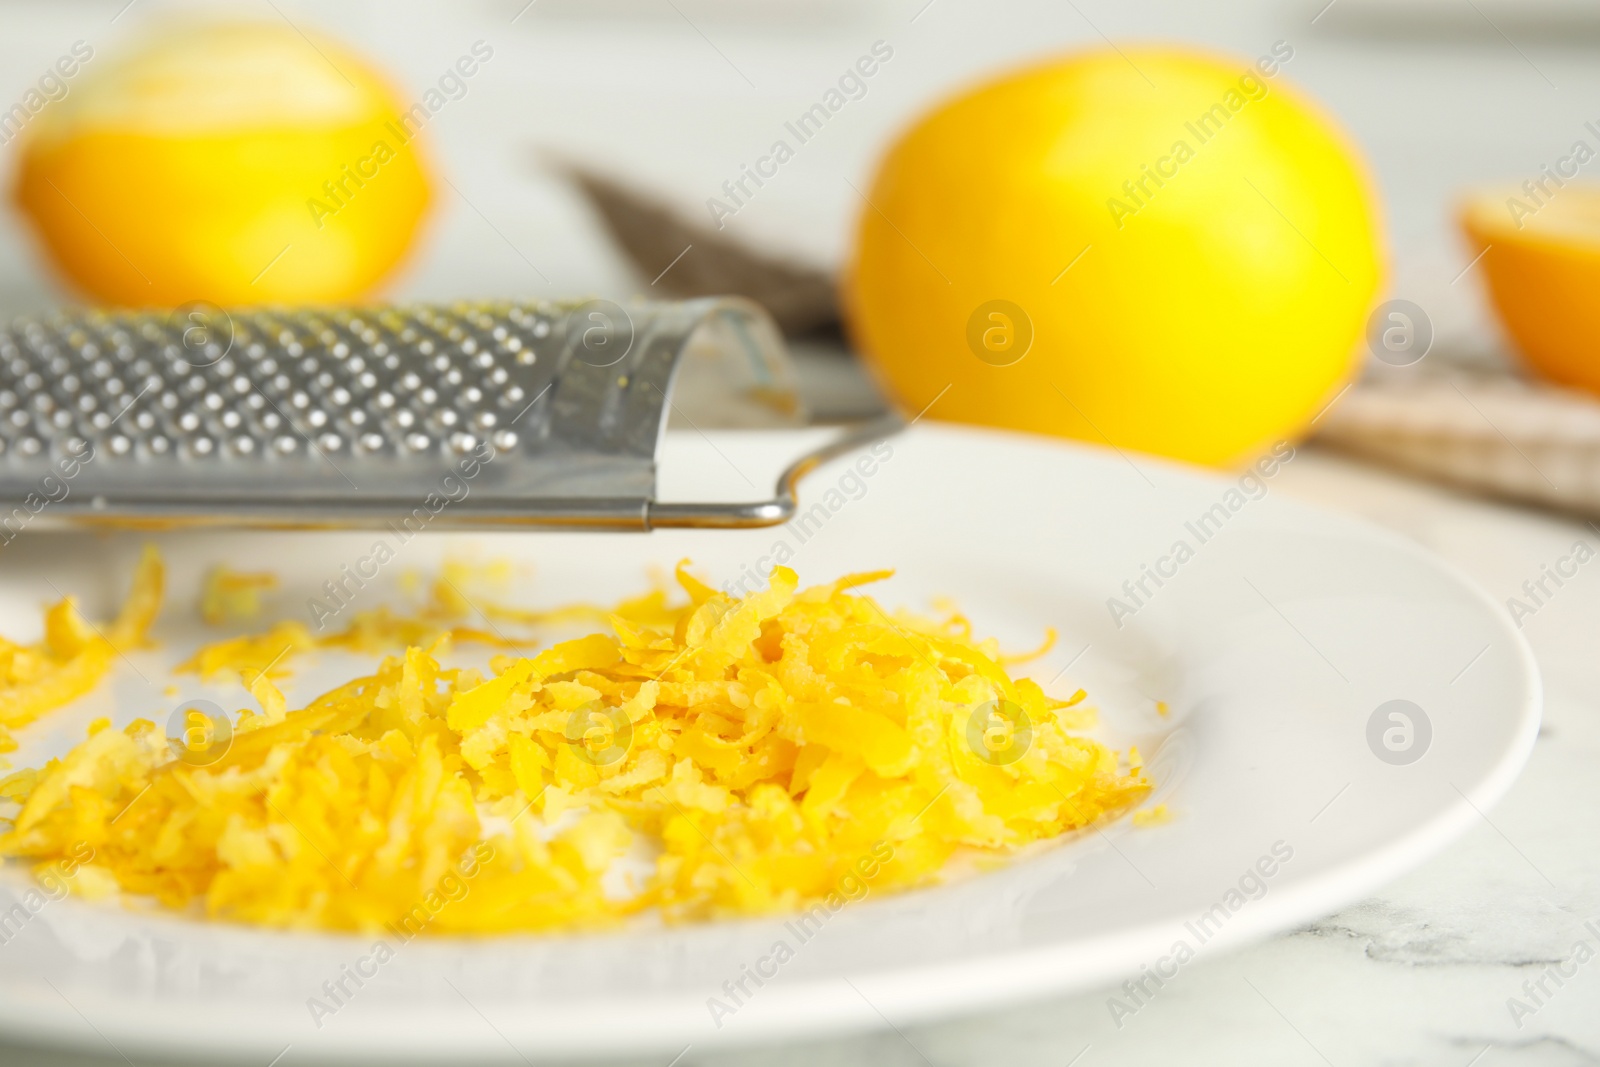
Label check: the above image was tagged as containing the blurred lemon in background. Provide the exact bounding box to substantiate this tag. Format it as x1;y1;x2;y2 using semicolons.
1461;187;1600;396
844;46;1383;466
12;22;432;307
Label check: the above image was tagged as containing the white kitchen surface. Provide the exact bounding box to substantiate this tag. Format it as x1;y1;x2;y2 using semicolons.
1;0;1597;1063
0;443;1593;1066
0;0;1596;362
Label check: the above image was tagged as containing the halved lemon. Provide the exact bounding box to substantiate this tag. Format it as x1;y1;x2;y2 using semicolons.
1462;186;1600;395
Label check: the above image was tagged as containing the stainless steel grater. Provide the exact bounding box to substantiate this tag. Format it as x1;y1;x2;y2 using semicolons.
0;297;899;531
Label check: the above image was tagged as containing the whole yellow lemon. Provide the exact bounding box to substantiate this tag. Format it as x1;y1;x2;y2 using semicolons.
844;46;1383;466
12;22;432;307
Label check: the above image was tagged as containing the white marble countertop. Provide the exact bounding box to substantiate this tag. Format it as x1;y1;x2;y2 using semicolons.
0;1;1597;1062
0;444;1593;1066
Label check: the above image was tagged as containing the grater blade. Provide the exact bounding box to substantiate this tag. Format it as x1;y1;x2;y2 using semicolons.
0;296;900;532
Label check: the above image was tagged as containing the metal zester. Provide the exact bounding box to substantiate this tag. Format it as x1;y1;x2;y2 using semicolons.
0;297;899;531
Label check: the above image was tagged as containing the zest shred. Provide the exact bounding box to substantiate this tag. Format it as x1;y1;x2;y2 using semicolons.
176;560;618;683
0;554;1150;934
199;566;278;627
0;546;162;760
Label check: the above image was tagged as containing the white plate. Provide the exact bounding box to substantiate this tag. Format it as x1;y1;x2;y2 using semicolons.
0;424;1539;1062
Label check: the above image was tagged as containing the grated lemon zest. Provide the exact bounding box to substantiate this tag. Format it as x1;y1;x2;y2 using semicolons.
0;560;1149;934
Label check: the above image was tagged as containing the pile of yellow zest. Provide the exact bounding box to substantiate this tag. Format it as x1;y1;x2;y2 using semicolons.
0;563;1148;934
0;547;162;759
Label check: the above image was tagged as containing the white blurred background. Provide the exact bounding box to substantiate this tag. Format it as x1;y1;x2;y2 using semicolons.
1;0;1598;368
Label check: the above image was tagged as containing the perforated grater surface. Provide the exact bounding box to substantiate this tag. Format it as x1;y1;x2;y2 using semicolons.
0;296;899;531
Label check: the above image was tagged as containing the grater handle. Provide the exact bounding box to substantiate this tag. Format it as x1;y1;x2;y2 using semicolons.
648;412;905;529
